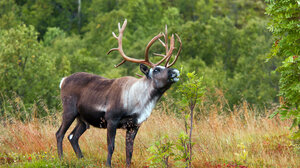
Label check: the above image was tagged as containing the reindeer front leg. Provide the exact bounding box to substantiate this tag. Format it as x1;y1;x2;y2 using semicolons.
106;120;119;167
126;126;139;167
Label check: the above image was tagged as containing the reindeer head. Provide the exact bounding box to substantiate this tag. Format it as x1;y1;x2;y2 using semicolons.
139;64;179;90
107;19;182;90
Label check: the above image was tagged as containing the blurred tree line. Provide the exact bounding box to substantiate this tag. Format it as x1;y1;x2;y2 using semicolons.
0;0;279;118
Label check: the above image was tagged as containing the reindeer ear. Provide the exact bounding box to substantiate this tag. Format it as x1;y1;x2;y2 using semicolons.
140;64;150;77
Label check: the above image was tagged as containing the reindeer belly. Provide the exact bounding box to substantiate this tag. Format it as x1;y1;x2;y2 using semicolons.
78;105;140;129
80;113;139;129
79;112;107;128
78;105;108;128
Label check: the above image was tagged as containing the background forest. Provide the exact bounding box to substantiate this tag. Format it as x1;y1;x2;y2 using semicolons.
0;0;279;119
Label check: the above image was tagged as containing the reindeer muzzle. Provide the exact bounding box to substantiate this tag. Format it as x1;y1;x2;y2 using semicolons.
168;69;180;82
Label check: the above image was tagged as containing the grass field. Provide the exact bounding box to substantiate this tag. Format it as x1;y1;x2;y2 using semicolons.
0;101;299;167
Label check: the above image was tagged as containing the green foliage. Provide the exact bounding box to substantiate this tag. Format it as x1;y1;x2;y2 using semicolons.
178;71;206;110
147;133;194;168
0;0;21;29
0;151;99;167
148;135;175;168
265;0;300;137
174;131;191;168
20;0;90;36
43;27;66;46
0;25;60;119
177;14;277;108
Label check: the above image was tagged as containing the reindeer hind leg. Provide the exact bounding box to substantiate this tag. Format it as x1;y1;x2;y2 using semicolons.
68;119;88;158
56;96;78;159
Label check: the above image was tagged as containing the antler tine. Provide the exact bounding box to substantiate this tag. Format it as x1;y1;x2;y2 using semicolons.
107;48;118;55
114;59;126;68
148;25;174;67
112;32;118;39
153;25;181;68
153;53;166;57
158;38;166;47
154;34;175;67
166;33;182;68
151;25;181;67
144;33;164;65
154;32;167;57
164;25;168;53
118;22;121;31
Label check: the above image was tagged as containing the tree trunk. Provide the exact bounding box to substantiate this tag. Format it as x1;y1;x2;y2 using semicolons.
77;0;81;33
189;103;194;168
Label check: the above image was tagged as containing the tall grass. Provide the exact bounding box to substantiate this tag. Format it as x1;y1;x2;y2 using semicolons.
0;97;299;167
0;92;60;121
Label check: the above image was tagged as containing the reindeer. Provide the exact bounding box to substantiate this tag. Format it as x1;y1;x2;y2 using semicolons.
56;19;182;167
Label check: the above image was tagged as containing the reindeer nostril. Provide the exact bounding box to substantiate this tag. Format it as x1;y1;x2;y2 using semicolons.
168;69;179;79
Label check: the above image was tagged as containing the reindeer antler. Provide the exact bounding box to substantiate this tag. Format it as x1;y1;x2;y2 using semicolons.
154;25;182;68
165;33;182;68
107;19;182;68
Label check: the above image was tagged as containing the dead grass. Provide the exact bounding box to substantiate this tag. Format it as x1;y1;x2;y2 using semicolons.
0;102;299;167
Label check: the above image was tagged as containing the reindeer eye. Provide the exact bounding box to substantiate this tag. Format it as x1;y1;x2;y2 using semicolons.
154;68;160;73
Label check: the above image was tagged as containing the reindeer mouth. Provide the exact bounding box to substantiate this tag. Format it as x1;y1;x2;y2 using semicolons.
173;77;180;82
170;69;180;82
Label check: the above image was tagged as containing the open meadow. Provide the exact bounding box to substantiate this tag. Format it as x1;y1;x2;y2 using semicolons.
0;101;299;168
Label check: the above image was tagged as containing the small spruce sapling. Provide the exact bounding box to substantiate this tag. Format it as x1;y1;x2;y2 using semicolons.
177;70;206;168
